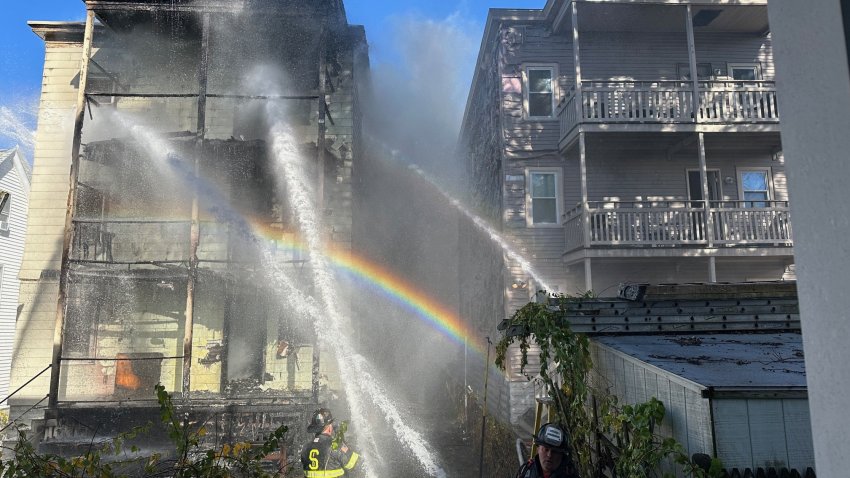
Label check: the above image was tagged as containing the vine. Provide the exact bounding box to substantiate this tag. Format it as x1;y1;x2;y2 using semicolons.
496;296;723;478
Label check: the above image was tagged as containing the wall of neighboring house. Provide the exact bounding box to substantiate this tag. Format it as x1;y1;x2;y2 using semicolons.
584;141;787;203
11;37;82;405
0;152;30;406
580;31;774;81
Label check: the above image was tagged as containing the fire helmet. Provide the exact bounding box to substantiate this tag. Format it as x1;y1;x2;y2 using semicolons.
533;422;570;453
307;408;334;434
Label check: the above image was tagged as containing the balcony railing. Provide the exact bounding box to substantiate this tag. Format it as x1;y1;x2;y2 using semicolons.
559;80;779;138
564;200;792;253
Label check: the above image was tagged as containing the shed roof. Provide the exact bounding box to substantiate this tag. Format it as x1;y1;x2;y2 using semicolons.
594;332;806;391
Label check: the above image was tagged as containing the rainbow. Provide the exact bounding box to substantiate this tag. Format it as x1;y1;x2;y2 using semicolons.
247;221;493;359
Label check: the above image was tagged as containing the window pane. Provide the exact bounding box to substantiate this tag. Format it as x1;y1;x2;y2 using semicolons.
732;68;757;81
742;171;768;191
531;173;556;198
533;198;557;223
528;69;552;93
529;93;553;117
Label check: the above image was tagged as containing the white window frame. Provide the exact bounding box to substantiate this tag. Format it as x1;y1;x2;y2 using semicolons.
0;192;10;232
525;167;562;227
727;63;762;81
523;65;558;120
737;167;774;207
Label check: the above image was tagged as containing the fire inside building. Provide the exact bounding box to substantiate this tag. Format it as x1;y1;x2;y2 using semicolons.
9;0;368;458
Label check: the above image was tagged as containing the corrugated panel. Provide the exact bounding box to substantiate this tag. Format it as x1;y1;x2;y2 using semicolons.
713;399;755;469
713;398;815;472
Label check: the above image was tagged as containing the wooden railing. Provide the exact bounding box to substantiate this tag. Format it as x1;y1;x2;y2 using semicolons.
558;80;779;142
565;201;792;252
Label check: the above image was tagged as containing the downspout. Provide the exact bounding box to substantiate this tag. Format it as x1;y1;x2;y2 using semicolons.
49;8;96;410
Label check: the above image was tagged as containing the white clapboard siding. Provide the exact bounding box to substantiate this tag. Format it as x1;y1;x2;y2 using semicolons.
11;40;83;401
0;150;32;405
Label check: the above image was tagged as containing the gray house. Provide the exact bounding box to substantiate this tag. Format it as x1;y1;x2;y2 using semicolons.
458;0;805;472
0;147;31;409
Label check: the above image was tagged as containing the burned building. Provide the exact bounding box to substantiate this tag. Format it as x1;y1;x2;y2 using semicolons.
9;0;368;451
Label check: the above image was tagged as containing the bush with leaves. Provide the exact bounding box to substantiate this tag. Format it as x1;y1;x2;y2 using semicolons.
496;296;723;478
0;384;289;478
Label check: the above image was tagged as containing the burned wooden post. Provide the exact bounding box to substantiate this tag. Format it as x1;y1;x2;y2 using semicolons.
183;11;211;398
49;8;96;410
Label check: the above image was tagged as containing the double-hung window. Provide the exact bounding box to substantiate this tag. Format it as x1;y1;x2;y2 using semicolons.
525;67;555;118
527;169;561;226
0;191;10;232
739;168;771;207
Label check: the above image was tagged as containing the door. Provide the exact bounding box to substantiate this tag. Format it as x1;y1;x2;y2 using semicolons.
688;170;721;205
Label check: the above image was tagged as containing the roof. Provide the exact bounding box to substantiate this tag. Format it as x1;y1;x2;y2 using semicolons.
594;332;807;392
0;148;33;195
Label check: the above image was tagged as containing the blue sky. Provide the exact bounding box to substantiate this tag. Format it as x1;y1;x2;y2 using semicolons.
0;0;544;156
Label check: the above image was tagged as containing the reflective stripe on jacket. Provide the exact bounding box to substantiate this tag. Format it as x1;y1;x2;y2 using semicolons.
301;434;360;477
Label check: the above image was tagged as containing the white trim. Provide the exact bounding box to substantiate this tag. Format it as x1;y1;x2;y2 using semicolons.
736;167;773;203
0;193;10;232
525;167;563;227
727;62;763;81
523;64;559;120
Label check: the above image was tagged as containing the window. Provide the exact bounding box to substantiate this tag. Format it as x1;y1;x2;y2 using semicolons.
678;63;713;80
525;67;555;118
728;63;761;81
739;169;772;207
0;191;10;232
527;169;561;225
686;169;722;205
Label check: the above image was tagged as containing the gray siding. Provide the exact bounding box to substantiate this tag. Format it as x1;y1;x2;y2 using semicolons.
580;31;774;81
585;142;787;203
501;25;575;156
712;398;814;471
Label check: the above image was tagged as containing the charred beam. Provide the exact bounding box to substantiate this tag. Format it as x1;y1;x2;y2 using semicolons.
49;9;96;411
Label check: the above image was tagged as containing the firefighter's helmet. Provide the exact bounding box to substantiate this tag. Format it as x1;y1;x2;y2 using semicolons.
307;408;334;434
533;422;570;453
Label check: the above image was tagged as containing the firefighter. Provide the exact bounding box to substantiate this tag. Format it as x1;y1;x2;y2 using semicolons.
515;423;579;478
300;408;361;477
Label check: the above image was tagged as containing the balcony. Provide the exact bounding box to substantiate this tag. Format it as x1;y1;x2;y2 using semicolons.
559;80;779;146
564;200;793;254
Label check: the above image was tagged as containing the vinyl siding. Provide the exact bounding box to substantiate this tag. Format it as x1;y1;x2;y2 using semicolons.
580;31;774;81
712;398;814;471
591;341;713;477
0;154;30;404
10;40;82;401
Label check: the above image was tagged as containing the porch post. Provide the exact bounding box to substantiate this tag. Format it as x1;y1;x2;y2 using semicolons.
579;132;590;249
685;5;701;120
584;258;593;293
49;8;96;410
571;1;584;123
183;11;211;397
697;132;715;247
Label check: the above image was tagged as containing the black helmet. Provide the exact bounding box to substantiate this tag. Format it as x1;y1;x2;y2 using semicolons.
533;423;570;453
307;408;334;434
